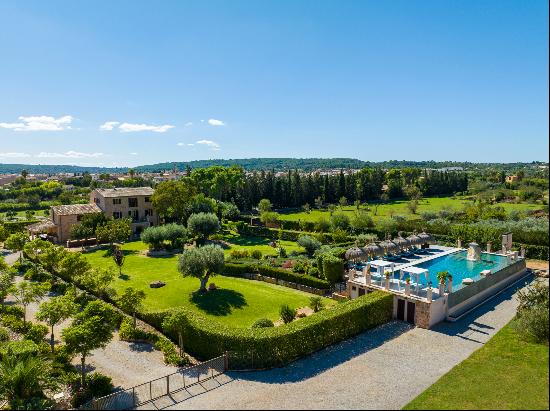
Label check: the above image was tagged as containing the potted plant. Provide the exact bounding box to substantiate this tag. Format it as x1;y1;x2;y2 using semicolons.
436;271;449;296
447;274;453;293
404;277;411;296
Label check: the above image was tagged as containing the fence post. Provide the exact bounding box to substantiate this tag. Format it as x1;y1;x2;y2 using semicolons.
224;351;228;371
166;375;170;395
149;381;152;401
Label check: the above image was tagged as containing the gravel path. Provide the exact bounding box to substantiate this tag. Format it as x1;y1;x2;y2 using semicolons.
156;276;532;410
2;251;179;389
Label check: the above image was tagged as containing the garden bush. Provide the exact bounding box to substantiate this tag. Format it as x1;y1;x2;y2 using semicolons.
0;339;39;358
309;296;324;312
297;235;321;257
250;249;262;260
251;318;275;328
24;323;48;344
222;262;331;290
158;291;393;369
279;305;296;324
322;254;344;285
0;326;9;342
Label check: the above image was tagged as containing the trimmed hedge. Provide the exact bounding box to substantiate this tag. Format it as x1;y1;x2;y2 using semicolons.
146;291;393;369
223;262;331;290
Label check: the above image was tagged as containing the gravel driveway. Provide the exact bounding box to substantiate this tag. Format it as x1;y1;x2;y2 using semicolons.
3;251;179;389
154;276;532;410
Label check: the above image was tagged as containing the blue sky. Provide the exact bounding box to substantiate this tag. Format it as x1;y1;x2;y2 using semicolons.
0;0;548;167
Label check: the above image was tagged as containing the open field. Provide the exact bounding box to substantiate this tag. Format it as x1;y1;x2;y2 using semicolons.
278;196;546;224
83;241;328;328
404;321;549;410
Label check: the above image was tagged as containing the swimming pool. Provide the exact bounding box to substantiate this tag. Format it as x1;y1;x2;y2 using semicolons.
399;251;512;291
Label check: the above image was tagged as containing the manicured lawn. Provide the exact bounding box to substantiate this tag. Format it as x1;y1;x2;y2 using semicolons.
404;321;549;410
220;231;302;257
83;241;325;327
278;196;545;224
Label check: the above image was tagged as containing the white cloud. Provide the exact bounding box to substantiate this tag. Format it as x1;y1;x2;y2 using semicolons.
185;122;193;127
177;142;194;147
177;142;185;146
118;122;174;133
196;139;221;150
208;118;225;126
0;152;31;158
130;152;138;155
35;151;105;159
100;121;120;131
0;115;73;131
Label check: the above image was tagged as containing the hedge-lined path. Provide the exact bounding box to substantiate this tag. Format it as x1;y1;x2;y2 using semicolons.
2;251;179;390
159;277;532;410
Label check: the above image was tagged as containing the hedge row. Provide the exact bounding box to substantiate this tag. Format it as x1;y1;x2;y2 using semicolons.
223;262;331;290
1;220;38;233
143;291;393;369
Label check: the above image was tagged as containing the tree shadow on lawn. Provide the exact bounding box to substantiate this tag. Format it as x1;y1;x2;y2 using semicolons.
189;289;248;317
229;321;412;384
101;248;139;258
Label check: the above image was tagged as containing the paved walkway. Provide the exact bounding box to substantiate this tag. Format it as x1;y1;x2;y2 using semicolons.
154;276;533;410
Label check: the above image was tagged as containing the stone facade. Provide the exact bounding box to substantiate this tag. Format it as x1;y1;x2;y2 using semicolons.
90;187;159;234
414;300;431;329
50;203;103;244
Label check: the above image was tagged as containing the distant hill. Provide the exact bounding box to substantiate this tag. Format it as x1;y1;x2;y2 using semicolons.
0;158;546;174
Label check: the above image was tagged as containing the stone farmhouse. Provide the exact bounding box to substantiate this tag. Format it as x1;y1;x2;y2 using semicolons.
28;187;158;245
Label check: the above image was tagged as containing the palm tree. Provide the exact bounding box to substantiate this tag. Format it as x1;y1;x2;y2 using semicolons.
0;353;56;408
436;271;449;285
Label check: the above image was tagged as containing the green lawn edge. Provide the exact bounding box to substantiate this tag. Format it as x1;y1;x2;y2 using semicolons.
403;321;549;410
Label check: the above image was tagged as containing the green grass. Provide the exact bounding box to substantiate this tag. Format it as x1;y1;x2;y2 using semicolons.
278;196;545;224
83;241;327;328
404;321;549;410
219;231;302;257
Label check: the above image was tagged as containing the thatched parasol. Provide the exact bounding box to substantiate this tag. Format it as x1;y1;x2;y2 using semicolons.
380;240;399;254
406;234;422;246
363;243;384;257
393;236;410;250
345;247;367;261
418;232;435;245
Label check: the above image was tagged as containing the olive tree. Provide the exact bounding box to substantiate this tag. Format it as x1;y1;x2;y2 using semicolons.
117;287;146;329
187;213;220;243
36;293;78;352
62;301;118;387
178;244;224;293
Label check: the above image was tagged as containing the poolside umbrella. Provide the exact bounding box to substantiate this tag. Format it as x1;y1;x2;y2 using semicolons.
380;240;399;254
345;247;366;261
363;243;384;257
418;232;435;245
406;234;422;246
393;236;410;250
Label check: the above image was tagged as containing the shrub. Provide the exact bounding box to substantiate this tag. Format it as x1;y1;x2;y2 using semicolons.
86;372;114;398
297;235;321;257
279;305;296;324
0;326;9;342
230;249;249;259
308;266;320;278
0;339;39;357
158;291;393;369
321;254;344;285
24;323;48;344
187;212;220;241
250;249;262;260
514;282;549;343
251;318;274;328
309;296;324;313
513;306;549;343
330;213;350;231
222;262;331;289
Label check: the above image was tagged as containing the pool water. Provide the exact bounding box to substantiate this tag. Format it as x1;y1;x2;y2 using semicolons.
399;251;511;290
